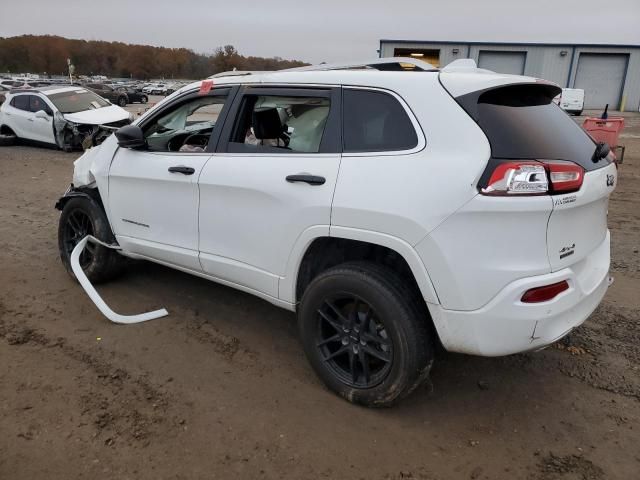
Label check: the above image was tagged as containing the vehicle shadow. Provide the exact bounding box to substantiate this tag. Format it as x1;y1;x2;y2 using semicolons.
115;259;570;414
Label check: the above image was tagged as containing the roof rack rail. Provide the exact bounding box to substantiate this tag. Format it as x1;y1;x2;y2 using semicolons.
208;70;270;79
284;57;438;72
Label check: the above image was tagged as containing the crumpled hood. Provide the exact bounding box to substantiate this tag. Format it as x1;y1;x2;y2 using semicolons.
64;105;129;125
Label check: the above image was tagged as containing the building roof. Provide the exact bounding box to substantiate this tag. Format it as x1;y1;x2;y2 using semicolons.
380;39;640;49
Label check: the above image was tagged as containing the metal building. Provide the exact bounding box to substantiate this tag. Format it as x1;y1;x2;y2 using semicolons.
379;40;640;111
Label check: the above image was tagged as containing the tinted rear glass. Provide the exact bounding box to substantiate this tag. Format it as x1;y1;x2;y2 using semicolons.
343;89;418;152
457;84;598;170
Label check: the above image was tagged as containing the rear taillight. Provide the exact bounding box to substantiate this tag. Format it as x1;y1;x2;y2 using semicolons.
480;160;584;196
481;162;548;196
521;280;569;303
545;160;584;193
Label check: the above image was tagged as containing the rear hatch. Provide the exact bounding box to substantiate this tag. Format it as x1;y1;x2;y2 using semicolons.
441;74;616;272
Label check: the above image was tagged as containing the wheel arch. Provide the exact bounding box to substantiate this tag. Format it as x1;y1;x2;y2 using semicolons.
54;186;104;212
282;226;440;307
0;124;16;135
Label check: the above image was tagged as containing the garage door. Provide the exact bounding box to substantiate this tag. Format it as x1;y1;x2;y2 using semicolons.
574;53;628;109
478;51;526;75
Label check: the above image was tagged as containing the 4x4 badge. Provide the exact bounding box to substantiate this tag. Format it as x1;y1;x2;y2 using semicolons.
559;244;576;259
606;174;615;187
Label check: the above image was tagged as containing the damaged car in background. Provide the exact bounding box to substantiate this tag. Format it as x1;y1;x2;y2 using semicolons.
0;85;133;150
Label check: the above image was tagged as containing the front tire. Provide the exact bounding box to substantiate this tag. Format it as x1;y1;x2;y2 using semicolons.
118;96;127;107
58;196;125;284
141;95;148;104
298;262;434;407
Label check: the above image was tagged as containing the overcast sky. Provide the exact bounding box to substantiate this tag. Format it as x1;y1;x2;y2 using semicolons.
1;0;639;63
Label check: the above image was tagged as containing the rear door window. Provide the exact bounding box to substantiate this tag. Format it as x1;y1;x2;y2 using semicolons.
343;89;418;152
456;84;599;171
11;95;29;111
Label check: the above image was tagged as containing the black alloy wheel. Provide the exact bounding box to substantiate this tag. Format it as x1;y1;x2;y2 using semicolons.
61;207;96;269
298;261;434;407
57;197;125;284
316;295;393;388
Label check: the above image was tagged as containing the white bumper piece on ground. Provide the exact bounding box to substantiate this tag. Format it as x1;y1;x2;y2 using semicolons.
71;235;169;324
430;232;611;356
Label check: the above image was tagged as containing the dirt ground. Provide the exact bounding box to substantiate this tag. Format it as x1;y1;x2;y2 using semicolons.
1;111;639;480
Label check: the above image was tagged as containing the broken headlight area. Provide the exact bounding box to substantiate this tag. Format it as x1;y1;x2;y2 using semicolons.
55;116;133;151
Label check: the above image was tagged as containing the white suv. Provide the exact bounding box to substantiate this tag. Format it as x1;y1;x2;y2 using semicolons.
55;58;617;406
0;86;131;149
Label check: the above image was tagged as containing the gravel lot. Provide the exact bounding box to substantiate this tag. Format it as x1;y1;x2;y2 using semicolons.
1;111;639;479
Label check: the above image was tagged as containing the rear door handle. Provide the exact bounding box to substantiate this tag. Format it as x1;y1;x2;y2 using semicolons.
168;166;195;175
285;174;326;186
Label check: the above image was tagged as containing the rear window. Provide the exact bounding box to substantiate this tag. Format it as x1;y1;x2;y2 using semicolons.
343;89;418;152
457;84;598;170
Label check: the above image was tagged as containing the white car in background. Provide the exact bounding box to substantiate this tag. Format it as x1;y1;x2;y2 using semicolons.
55;58;616;407
0;86;132;150
142;83;168;95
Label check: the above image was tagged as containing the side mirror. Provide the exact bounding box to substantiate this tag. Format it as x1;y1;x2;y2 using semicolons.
34;109;49;119
115;125;147;149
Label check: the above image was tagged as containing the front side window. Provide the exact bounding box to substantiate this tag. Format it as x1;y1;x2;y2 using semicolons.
142;92;228;152
47;89;109;113
343;89;418;153
10;95;29;111
228;95;331;154
29;95;50;114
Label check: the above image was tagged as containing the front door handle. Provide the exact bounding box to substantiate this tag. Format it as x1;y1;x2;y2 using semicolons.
168;166;195;175
285;174;326;186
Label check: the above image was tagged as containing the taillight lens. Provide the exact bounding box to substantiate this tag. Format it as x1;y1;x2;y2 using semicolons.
545;160;584;193
480;160;584;196
521;280;569;303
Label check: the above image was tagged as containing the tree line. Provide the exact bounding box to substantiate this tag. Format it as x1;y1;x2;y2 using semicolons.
0;35;308;79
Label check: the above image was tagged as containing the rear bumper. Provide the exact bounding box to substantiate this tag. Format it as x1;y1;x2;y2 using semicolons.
430;231;610;356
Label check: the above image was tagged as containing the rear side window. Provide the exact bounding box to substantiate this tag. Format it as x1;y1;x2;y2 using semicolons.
343;89;418;152
457;84;598;170
10;95;29;111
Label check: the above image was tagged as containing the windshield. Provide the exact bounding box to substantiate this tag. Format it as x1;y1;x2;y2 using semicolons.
47;89;110;114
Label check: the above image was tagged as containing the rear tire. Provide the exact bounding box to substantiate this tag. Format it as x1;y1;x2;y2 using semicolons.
298;261;434;407
117;96;127;107
0;131;16;146
58;196;125;284
141;95;148;104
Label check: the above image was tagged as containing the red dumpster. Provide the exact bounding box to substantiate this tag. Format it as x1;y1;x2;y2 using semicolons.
582;117;625;163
